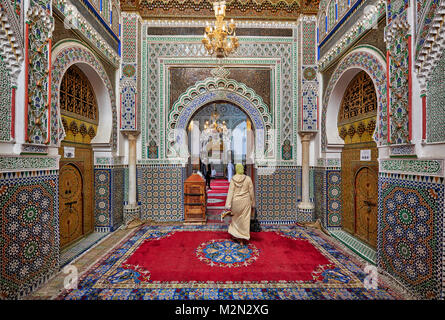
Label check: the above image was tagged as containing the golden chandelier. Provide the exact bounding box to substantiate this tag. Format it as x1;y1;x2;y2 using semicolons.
202;1;239;59
204;104;227;133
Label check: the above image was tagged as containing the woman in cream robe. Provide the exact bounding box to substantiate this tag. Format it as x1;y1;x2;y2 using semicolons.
225;164;255;244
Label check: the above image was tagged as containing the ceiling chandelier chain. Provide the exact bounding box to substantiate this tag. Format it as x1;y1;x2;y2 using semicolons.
202;1;240;59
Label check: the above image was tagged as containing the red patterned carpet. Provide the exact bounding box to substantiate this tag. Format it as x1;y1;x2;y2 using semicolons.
124;230;331;282
53;178;408;300
57;224;408;300
206;179;229;209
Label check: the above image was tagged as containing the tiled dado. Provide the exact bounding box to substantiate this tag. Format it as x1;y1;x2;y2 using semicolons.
255;166;300;224
137;165;185;222
0;170;59;299
378;172;444;299
94;166;125;232
330;229;377;264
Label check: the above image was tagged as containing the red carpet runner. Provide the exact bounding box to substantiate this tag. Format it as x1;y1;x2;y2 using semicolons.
206;179;230;223
124;230;331;282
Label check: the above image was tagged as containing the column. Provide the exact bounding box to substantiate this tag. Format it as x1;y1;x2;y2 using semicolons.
298;133;315;222
124;132;141;226
128;133;137;206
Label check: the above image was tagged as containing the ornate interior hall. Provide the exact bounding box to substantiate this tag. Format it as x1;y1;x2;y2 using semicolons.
0;0;444;302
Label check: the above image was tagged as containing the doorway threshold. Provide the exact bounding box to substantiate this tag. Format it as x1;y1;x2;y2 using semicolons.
329;229;377;264
60;232;111;268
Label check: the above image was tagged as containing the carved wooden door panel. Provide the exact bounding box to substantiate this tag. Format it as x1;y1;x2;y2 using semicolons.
59;164;84;248
354;167;378;248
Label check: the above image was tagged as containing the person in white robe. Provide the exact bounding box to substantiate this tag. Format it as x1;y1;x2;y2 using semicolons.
227;161;234;182
224;164;255;245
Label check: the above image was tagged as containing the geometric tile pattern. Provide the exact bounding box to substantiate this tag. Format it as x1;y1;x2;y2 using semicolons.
326;170;342;228
318;1;387;71
120;85;137;131
122;14;137;64
94;167;125;232
168;77;273;160
314;168;327;226
386;9;411;145
112;167;124;229
137;165;184;222
378;173;444;299
94;169;112;230
426;50;445;143
301;83;318;131
0;58;12;141
120;13;138;132
255;167;299;224
0;171;59;299
299;17;318;133
330;229;377;264
302;20;316;65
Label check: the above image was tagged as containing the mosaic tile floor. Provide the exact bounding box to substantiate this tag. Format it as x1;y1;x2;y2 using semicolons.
329;229;377;264
23;223;413;300
60;232;111;268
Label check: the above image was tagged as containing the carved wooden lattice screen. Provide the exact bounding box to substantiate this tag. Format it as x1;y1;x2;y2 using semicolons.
338;71;377;126
60;65;98;124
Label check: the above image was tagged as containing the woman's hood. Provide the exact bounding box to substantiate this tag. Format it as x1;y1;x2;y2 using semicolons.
232;174;247;187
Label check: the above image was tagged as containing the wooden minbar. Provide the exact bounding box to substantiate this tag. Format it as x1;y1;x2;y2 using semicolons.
184;173;207;225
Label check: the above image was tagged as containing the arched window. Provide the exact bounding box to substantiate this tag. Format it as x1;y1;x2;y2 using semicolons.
60;65;98;124
338;71;377;127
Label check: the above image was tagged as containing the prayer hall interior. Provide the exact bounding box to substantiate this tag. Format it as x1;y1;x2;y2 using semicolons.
0;0;445;302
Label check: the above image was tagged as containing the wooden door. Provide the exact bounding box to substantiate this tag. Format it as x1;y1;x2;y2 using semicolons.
354;167;378;248
59;164;84;248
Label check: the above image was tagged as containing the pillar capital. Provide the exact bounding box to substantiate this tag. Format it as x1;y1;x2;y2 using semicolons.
122;131;140;140
298;132;315;142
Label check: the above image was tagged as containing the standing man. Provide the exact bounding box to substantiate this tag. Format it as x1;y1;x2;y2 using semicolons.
227;161;234;182
206;163;212;190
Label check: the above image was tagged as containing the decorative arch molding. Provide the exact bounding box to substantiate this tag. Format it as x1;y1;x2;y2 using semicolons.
167;77;274;160
415;0;445;90
321;47;387;151
0;7;24;86
51;42;117;150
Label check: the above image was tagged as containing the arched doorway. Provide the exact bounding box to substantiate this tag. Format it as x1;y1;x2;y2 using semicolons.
338;71;378;248
58;64;97;249
186;101;255;180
